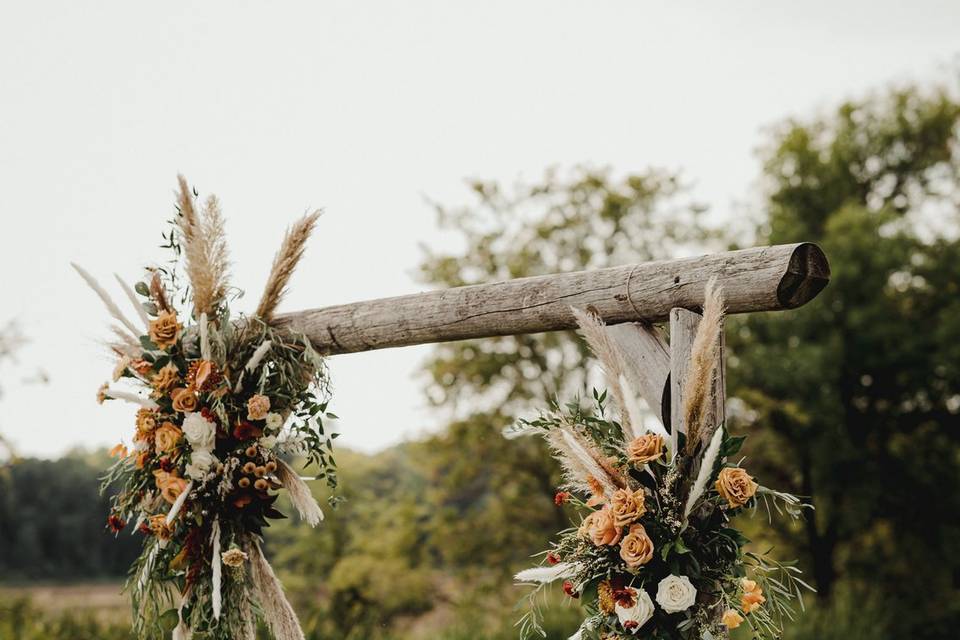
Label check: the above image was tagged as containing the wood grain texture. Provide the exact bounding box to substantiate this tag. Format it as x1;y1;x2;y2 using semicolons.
272;242;829;355
605;322;670;427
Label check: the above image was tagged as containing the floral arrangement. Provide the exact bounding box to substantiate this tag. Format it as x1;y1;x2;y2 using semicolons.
74;177;336;640
508;284;812;640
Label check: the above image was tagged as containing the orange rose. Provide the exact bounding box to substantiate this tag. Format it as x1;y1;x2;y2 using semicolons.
149;514;173;540
716;467;758;508
627;433;664;464
135;409;157;442
619;523;654;569
609;487;646;528
171;387;198;413
149;311;182;350
722;609;744;629
153;469;189;504
587;506;622;547
246;394;271;420
151;363;180;396
154;422;182;453
741;578;766;614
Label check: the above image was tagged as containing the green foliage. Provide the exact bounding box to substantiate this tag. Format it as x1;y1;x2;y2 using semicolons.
726;80;960;636
0;597;131;640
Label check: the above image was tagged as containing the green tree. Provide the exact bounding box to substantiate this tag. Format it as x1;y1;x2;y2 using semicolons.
726;82;960;635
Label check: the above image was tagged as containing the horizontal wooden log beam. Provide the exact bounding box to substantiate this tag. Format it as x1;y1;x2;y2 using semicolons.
272;242;829;355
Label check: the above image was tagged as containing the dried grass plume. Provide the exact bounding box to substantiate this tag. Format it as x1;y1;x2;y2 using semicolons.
681;279;725;454
176;176;231;316
255;210;322;321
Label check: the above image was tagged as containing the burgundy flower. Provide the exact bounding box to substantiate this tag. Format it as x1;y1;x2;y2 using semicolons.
107;514;126;533
554;491;571;506
546;552;561;565
562;580;579;599
233;420;262;441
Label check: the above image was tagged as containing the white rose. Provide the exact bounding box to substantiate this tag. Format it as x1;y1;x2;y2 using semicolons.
615;587;654;633
186;449;218;480
265;412;283;430
259;435;278;450
182;412;216;450
655;574;697;614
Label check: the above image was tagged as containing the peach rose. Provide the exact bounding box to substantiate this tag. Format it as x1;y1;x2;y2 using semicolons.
171;387;198;413
609;487;646;528
716;467;758;508
153;469;189;504
619;523;654;569
741;579;766;614
154;422;182;453
149;514;173;540
221;548;248;567
151;363;180;396
246;394;271;420
627;433;664;464
722;609;744;629
149;311;182;349
135;409;157;442
587;506;622;547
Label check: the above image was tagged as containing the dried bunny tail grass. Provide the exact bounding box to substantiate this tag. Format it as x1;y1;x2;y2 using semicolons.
683;422;724;519
276;459;324;526
72;262;141;337
682;278;725;454
176;177;231;316
247;539;306;640
255;210;322;321
570;306;635;437
211;517;222;620
149;271;172;313
515;562;578;584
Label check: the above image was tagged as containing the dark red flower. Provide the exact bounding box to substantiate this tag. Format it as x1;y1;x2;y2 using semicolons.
107;514;126;533
562;580;579;599
546;552;560;565
233;420;262;441
137;521;152;535
554;491;570;506
159;456;174;472
623;621;639;630
200;407;220;427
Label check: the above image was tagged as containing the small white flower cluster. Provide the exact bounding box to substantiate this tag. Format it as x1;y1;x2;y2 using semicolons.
183;412;219;481
615;575;697;633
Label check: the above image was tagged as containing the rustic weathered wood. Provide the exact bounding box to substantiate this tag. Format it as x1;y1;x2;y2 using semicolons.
605;322;670;427
273;242;829;355
670;308;700;451
669;308;725;452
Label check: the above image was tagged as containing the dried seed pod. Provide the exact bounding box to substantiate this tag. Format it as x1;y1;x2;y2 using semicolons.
245;446;258;458
254;466;266;478
254;478;268;491
238;477;251;488
242;462;256;474
265;460;277;473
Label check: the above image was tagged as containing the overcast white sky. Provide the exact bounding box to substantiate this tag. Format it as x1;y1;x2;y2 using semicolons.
1;1;957;459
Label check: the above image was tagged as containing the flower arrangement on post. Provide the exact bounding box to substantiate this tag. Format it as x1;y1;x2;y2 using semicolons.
508;283;813;640
76;176;337;640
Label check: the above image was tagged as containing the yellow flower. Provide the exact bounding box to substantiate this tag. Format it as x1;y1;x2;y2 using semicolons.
597;580;616;615
626;433;664;464
149;311;182;350
716;467;758;508
154;422;183;453
135;409;157;442
722;608;744;629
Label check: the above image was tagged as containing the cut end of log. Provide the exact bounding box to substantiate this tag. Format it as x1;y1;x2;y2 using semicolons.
776;243;830;309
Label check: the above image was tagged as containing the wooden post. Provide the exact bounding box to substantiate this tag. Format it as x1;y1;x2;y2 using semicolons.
273;243;829;354
605;322;671;427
